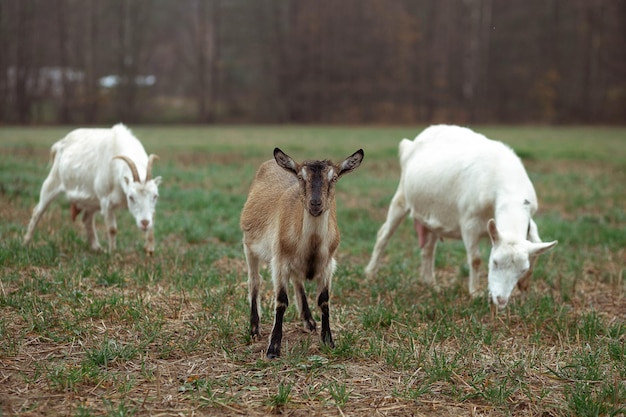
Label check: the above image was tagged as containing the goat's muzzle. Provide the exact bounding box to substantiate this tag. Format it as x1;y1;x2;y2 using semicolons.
308;200;323;217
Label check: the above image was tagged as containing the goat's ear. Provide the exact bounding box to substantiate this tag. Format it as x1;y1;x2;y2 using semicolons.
338;149;364;177
152;176;162;187
487;218;499;244
274;148;298;174
528;240;558;256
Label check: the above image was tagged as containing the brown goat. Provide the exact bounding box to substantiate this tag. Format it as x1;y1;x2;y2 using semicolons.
240;147;364;358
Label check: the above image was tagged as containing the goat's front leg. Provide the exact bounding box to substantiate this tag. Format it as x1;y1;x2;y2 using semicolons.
317;286;334;348
293;279;316;333
267;263;289;359
82;209;102;251
101;203;117;253
317;262;336;348
462;226;482;297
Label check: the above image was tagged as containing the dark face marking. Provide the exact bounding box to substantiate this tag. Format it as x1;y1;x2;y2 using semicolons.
301;161;332;217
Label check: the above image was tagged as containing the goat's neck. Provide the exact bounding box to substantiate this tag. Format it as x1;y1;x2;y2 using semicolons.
494;199;532;241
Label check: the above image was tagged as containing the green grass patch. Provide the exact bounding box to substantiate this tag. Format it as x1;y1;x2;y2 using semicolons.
0;125;624;416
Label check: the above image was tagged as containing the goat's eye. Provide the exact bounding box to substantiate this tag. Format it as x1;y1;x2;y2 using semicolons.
129;196;135;203
493;260;499;268
332;176;338;182
153;195;158;202
297;175;303;182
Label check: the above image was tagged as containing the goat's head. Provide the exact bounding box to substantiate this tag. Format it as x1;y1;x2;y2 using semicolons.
114;154;162;231
487;219;557;309
274;148;364;217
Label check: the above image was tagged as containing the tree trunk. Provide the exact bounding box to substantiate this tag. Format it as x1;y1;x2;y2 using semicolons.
56;0;70;123
83;0;100;124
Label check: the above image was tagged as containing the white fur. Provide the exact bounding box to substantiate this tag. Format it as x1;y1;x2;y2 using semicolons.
365;125;557;308
24;124;162;254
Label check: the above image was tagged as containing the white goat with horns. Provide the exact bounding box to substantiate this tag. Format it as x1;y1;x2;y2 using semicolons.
365;125;557;308
24;124;162;254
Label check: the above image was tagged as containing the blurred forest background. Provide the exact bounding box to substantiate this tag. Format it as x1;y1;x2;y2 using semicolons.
1;0;625;125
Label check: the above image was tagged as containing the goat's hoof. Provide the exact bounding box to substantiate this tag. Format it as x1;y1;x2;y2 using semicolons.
304;319;317;333
321;333;335;349
266;346;280;359
250;327;261;341
469;289;482;298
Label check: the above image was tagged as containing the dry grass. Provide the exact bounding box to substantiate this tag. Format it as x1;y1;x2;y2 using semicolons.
0;125;624;416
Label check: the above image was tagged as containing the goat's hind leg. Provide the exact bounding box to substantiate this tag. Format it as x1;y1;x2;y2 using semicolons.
293;280;316;333
365;186;410;279
243;242;262;340
24;175;63;245
81;209;102;251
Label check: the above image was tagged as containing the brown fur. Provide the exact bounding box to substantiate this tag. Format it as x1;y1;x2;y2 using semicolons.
241;159;341;278
241;148;363;358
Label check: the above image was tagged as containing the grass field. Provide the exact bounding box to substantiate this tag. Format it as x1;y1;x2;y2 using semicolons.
0;125;624;416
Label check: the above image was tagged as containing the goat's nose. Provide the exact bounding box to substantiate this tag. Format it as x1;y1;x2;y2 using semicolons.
496;296;508;309
141;219;149;228
311;200;322;207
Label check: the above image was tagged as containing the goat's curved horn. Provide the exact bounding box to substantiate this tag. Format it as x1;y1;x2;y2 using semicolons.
146;154;159;182
113;155;141;183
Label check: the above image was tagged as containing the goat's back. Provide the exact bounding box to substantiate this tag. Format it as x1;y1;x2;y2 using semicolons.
240;160;297;239
52;124;148;197
399;125;537;232
52;124;148;179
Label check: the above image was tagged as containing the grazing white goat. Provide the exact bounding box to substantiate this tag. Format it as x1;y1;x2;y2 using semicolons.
365;125;557;308
23;124;162;254
241;147;364;358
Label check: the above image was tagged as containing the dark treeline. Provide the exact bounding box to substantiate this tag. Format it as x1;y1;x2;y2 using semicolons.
1;0;624;125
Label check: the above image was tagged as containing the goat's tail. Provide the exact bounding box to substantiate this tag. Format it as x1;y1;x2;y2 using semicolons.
49;143;61;167
398;138;414;168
